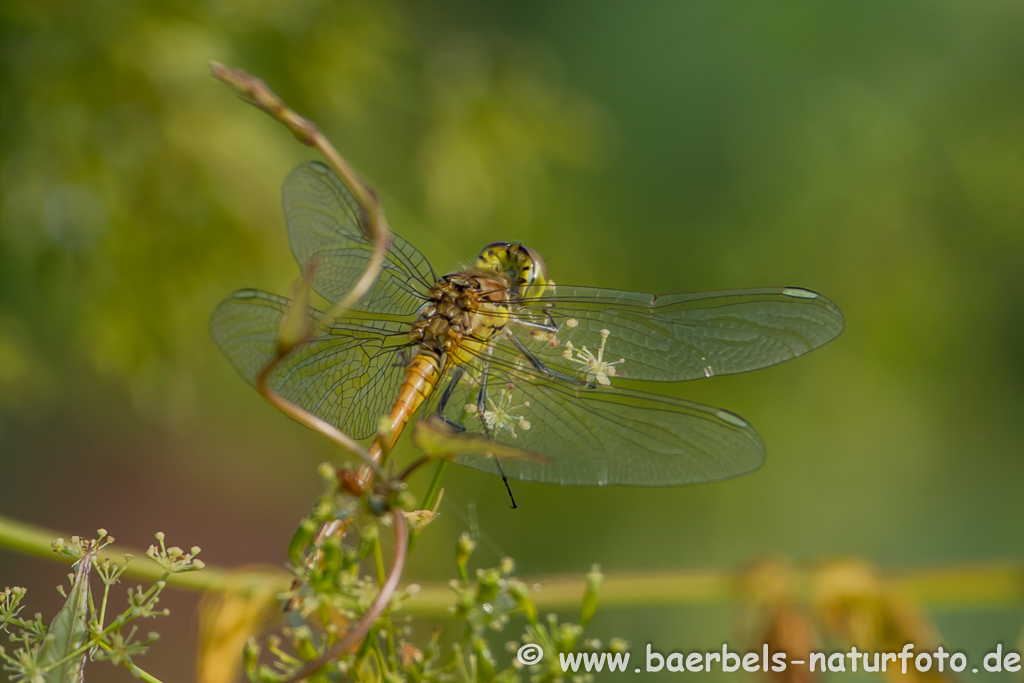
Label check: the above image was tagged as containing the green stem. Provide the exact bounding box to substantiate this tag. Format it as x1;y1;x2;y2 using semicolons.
369;627;389;675
5;513;1024;613
127;664;166;683
98;582;110;630
39;640;95;672
102;580;167;635
370;525;398;668
419;459;447;511
0;514;288;595
372;530;387;586
384;618;398;670
94;638;165;683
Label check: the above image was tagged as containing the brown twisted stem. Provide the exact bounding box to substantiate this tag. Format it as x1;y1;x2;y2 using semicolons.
208;61;393;328
255;359;382;478
210;62;395;483
210;64;412;677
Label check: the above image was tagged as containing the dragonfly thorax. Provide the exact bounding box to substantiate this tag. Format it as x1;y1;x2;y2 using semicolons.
409;273;511;363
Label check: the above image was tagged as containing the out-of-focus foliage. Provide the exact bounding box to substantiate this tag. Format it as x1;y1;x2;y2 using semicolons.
0;0;604;424
735;558;957;683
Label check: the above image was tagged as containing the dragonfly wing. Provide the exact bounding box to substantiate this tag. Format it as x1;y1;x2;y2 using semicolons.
497;286;844;383
209;289;411;439
282;161;436;315
429;365;764;486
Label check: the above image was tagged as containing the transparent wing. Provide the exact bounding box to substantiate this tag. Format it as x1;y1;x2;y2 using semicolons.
489;286;844;383
209;289;412;439
428;362;765;487
283;161;435;315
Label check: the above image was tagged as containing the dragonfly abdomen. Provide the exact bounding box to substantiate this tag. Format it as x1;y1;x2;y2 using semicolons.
354;350;444;491
383;351;444;440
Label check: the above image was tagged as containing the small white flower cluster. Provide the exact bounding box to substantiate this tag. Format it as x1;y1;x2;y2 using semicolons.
467;385;532;438
562;328;624;386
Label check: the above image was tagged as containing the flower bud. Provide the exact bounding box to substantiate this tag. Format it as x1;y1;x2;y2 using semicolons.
508;580;538;625
456;533;476;583
609;638;628;654
322;536;342;575
243;637;261;672
473;636;496;681
287;519;320;566
395;490;417;511
580;564;604;627
292;626;318;661
475;568;501;605
557;622;583;653
317;462;336;481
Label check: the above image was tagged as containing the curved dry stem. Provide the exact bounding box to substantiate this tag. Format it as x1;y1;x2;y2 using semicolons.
396;455;433;483
208;61;393;329
256;359;383;479
210;61;394;481
285;509;409;682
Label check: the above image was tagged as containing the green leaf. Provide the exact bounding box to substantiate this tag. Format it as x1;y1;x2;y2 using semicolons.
412;416;551;463
39;549;93;682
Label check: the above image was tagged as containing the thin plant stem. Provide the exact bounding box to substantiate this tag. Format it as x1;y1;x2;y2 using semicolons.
256;359;383;478
419;460;448;511
0;514;288;595
40;641;95;673
372;527;387;585
4;514;1024;612
127;665;165;683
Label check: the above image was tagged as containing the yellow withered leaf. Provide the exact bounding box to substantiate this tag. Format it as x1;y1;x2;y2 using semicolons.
196;568;283;683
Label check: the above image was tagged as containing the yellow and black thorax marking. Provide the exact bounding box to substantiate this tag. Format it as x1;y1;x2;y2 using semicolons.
408;242;554;365
409;273;511;365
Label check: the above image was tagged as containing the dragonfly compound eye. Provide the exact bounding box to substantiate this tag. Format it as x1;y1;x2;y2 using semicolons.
475;241;552;300
475;242;513;272
521;245;548;282
515;244;552;301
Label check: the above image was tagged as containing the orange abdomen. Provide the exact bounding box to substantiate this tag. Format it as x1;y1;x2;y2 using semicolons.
354;351;443;490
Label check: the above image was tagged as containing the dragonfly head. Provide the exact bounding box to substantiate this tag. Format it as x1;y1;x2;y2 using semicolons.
476;241;553;301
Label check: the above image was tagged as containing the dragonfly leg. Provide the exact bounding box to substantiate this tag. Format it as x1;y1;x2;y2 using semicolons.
476;366;518;509
439;416;466;432
506;330;589;386
393;345;412;367
433;368;463;414
515;317;559;333
495;461;517;508
430;368;469;432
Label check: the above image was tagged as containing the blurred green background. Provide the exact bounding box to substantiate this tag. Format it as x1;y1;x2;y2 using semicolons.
3;0;1024;680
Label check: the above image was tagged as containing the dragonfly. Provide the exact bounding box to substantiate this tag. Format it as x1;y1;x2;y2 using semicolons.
210;161;843;498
